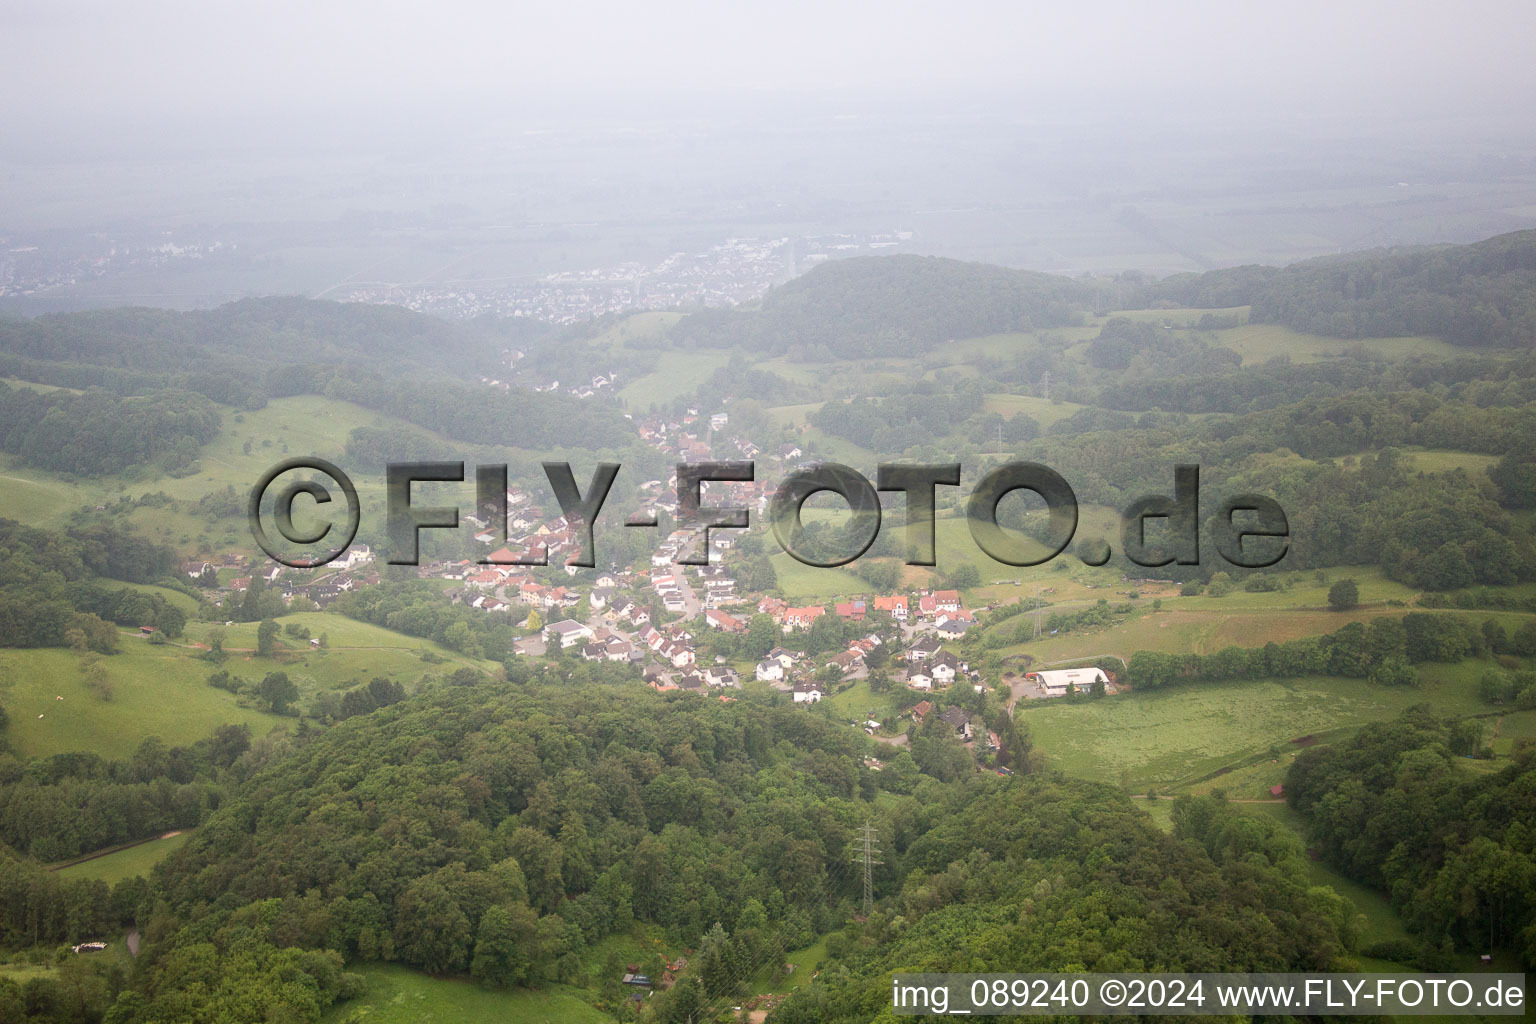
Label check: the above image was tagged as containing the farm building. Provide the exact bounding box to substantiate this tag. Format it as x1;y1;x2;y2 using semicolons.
1029;667;1109;696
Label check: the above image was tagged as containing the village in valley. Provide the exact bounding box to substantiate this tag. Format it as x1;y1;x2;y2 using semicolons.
189;397;1127;777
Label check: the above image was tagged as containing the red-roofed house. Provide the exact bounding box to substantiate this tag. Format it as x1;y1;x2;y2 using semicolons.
704;609;746;633
834;600;867;621
782;606;826;631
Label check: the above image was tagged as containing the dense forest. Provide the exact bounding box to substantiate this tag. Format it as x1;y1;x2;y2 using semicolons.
0;385;221;477
0;683;1362;1023
1286;708;1536;967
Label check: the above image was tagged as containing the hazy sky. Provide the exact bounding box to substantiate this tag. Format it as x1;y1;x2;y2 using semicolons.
5;0;1535;133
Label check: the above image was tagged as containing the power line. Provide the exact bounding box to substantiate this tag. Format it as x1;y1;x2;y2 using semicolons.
851;822;882;917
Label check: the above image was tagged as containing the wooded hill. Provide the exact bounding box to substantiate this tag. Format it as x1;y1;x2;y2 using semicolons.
1134;228;1536;347
0;682;1359;1023
669;255;1092;358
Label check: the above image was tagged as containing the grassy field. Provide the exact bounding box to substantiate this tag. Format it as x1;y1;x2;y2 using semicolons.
1;376;81;394
1396;449;1501;477
0;644;283;760
1201;322;1460;365
55;831;190;884
183;612;501;690
767;552;868;601
752;356;826;387
1490;709;1536;756
0;611;494;760
584;311;681;351
764;402;822;428
991;565;1437;668
981;393;1087;428
1019;668;1490;791
935;325;1101;363
618;349;732;410
323;964;609;1024
744;934;828;997
0;458;99;524
0;962;62;985
117;581;205;616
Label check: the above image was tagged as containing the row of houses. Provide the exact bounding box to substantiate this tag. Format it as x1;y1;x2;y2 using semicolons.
756;588;974;637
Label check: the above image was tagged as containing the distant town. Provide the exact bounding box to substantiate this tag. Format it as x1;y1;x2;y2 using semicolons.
0;229;914;322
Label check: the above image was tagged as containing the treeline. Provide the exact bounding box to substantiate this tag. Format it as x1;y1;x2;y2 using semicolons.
326;372;635;452
0;383;220;476
1097;351;1536;417
1018;411;1536;588
0;730;246;861
0;296;496;384
1125;612;1536;690
668;255;1089;359
1286;708;1536;966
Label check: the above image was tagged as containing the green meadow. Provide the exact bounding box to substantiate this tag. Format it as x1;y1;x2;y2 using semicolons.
322;964;610;1024
0;612;495;760
618;349;732;410
1203;322;1460;365
583;311;681;351
55;831;190;884
1018;667;1491;792
980;393;1087;428
0;644;283;760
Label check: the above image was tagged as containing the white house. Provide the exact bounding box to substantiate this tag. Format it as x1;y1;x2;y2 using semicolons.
704;666;740;688
906;637;942;662
791;682;824;703
755;659;785;682
543;619;594;648
1030;667;1109;696
935;616;970;640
